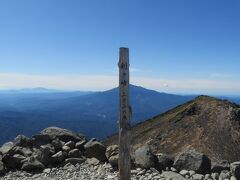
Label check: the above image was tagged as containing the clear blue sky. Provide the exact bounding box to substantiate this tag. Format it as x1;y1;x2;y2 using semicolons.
0;0;240;95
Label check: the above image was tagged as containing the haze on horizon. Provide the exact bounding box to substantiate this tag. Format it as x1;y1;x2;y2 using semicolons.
0;0;240;96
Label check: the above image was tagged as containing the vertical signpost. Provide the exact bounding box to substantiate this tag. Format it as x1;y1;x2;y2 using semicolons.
118;47;131;180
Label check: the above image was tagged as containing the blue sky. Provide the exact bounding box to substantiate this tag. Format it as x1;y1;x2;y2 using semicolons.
0;0;240;95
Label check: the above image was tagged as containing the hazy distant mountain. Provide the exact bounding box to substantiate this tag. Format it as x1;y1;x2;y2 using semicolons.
0;85;195;145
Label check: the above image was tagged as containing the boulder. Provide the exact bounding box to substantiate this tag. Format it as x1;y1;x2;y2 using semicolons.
173;149;211;174
231;162;240;179
2;146;32;169
134;145;158;169
51;139;63;151
51;151;65;164
21;156;45;172
0;160;5;175
65;157;86;165
5;154;26;169
0;142;13;155
211;160;230;173
14;135;32;147
68;149;82;158
32;134;52;148
62;145;71;153
84;139;107;162
162;171;186;180
38;144;55;166
64;141;75;149
106;145;119;168
156;153;174;170
41;127;85;143
7;146;32;157
75;139;86;151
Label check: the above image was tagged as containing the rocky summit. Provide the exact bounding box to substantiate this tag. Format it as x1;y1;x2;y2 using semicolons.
106;95;240;163
0;127;240;179
1;96;240;179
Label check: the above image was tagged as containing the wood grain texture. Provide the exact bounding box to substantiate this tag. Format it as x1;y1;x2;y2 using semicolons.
118;47;131;180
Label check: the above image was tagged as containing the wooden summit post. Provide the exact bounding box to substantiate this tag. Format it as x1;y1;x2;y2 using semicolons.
118;47;131;180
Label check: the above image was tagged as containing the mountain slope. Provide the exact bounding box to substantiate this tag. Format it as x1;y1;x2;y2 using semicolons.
0;85;195;145
105;96;240;162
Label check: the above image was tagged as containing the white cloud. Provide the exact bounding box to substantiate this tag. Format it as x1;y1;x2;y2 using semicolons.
210;73;233;78
129;67;141;72
0;73;240;95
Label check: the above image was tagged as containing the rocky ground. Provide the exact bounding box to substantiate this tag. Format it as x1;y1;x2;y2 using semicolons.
0;127;240;180
0;161;238;180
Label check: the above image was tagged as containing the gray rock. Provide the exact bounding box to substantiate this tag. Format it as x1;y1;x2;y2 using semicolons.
84;139;107;162
51;151;65;164
162;171;186;180
230;176;237;180
179;170;189;176
174;149;211;174
2;146;32;169
41;127;85;143
64;141;75;149
134;145;158;170
21;156;45;172
43;168;51;173
62;145;71;153
86;157;100;165
8;146;32;157
211;172;219;180
68;148;82;158
65;157;86;165
0;142;14;155
38;144;55;165
14;135;32;147
192;173;204;180
156;153;174;170
231;162;240;179
219;170;231;179
32;134;52;148
0;160;5;175
51;139;63;151
106;145;119;169
75;139;86;151
211;160;230;173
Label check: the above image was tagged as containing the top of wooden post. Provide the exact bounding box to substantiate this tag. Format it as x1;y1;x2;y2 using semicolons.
119;47;129;62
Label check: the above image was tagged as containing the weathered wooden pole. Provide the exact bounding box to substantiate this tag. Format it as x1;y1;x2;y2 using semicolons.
118;47;131;180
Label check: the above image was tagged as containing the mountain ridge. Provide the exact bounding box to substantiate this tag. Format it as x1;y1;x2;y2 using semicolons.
0;85;195;145
105;95;240;162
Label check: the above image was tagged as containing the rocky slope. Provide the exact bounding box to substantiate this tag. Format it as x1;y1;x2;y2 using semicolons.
0;126;240;179
105;96;240;162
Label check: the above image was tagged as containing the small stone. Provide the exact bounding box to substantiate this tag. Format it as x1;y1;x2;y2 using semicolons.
86;157;100;165
211;172;219;179
189;170;196;176
192;174;204;180
43;168;51;173
171;167;178;172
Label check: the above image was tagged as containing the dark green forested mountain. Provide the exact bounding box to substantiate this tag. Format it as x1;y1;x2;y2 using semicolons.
0;85;196;145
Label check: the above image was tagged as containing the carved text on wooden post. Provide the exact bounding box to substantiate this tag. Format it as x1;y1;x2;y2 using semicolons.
118;47;131;180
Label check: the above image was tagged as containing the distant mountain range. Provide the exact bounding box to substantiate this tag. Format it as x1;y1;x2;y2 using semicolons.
0;85;240;146
0;85;195;145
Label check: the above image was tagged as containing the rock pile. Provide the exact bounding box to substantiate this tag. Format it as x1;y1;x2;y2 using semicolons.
0;127;240;180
